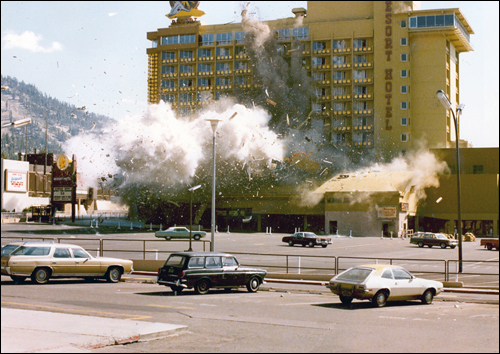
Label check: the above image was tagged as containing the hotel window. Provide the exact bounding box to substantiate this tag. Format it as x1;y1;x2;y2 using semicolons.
353;55;367;63
312;57;327;66
216;62;230;71
234;61;247;70
401;54;408;62
400;20;407;28
234;31;246;43
235;46;246;56
400;38;407;46
198;48;212;58
216;47;230;57
401;102;408;110
292;27;309;40
313;72;327;82
179;50;193;59
180;34;195;44
161;80;175;89
401;118;408;126
473;165;484;174
332;55;346;64
197;63;212;72
332;71;346;80
401;86;408;94
313;41;326;51
179;79;193;88
274;28;290;41
201;34;214;46
332;86;347;96
197;91;212;103
179;93;193;102
353;70;367;79
161;94;175;103
216;77;231;86
197;78;212;87
401;69;408;78
152;40;158;48
161;66;175;74
401;134;409;142
162;52;176;60
179;65;193;74
332;39;347;50
353;39;367;49
162;35;178;45
354;86;367;95
216;32;233;45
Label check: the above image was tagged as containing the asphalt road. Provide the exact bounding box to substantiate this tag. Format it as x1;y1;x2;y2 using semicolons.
1;277;498;353
1;221;499;287
1;221;499;352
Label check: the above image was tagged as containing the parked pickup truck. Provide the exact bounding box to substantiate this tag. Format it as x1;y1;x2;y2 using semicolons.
480;238;499;251
282;232;332;248
410;232;458;249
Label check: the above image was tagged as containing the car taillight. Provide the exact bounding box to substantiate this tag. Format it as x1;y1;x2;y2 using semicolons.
158;268;161;275
355;285;366;291
179;270;185;278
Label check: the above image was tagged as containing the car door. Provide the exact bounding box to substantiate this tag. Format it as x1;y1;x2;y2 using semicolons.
72;248;103;276
205;256;223;286
51;248;75;276
222;256;241;286
391;268;419;299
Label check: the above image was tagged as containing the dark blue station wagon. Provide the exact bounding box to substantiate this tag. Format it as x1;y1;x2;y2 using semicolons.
157;252;267;294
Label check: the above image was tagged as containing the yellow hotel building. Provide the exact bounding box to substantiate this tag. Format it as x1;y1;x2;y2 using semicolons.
147;1;474;160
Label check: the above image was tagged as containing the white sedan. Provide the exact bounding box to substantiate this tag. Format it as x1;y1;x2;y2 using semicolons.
326;264;443;307
155;227;206;241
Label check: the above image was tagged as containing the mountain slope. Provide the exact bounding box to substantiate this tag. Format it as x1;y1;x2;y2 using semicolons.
1;75;112;159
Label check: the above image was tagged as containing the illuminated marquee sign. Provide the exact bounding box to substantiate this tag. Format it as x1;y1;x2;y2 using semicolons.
384;1;393;131
5;170;28;193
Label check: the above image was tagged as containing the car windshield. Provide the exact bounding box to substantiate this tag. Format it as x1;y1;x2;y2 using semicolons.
11;246;51;256
165;255;186;267
1;245;20;256
336;268;373;282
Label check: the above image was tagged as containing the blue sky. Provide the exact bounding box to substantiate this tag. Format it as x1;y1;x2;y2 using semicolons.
1;1;498;148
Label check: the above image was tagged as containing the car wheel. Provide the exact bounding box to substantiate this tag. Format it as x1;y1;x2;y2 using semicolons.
246;276;261;292
170;286;183;293
195;278;211;295
339;295;353;305
487;244;493;251
288;240;294;247
427;245;433;248
31;268;50;284
421;289;434;304
165;236;171;241
194;234;201;241
11;276;26;284
450;245;456;249
440;242;447;249
106;267;122;283
301;244;306;247
418;241;424;248
308;241;315;247
372;290;388;307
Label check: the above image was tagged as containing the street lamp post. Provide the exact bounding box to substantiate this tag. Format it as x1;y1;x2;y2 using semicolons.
1;118;32;161
206;118;221;252
187;185;202;252
436;90;465;273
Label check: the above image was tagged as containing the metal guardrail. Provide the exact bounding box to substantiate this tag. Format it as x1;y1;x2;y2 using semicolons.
2;236;498;285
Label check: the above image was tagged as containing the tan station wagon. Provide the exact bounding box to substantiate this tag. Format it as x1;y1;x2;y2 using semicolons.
1;242;133;284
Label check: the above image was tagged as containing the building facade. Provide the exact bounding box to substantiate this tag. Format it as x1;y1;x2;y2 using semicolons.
147;1;474;160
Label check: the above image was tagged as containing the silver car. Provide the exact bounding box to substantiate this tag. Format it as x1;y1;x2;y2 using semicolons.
155;226;206;241
327;264;443;307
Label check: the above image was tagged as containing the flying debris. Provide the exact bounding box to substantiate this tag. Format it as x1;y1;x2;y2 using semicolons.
266;98;277;106
108;12;118;16
90;122;96;131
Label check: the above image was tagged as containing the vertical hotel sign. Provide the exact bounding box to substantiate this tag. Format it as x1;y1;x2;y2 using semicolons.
384;1;393;131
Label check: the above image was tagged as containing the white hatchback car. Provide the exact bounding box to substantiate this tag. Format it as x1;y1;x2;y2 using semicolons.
327;264;443;307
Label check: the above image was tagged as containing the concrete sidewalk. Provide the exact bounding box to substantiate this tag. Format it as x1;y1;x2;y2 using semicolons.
1;308;186;353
